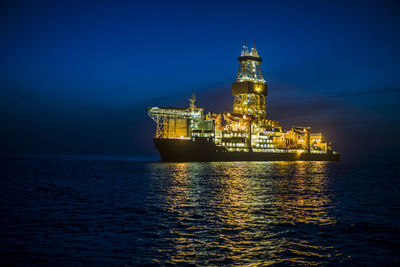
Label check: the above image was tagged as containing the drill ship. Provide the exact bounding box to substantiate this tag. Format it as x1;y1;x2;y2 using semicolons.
148;44;340;162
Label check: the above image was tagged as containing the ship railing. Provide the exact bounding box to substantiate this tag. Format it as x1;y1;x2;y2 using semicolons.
147;107;201;119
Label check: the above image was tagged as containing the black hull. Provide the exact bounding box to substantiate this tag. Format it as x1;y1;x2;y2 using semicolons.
154;138;340;162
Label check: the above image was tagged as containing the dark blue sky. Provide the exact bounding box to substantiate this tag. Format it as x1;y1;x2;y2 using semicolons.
1;0;399;162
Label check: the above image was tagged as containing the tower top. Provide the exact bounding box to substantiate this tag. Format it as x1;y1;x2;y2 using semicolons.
240;45;260;58
236;42;265;83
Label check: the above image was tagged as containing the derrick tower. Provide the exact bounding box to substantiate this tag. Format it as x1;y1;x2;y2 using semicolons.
232;43;267;120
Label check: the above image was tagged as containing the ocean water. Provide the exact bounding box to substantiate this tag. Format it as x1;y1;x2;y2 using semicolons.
0;157;399;266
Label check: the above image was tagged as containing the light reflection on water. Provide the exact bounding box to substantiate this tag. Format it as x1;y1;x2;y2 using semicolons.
1;159;398;265
149;161;340;265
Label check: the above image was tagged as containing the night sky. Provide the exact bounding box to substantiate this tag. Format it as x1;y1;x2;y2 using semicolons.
1;0;399;162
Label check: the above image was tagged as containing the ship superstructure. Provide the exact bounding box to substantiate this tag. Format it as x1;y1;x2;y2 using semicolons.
147;43;339;161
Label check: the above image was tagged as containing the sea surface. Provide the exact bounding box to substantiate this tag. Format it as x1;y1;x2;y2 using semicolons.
0;156;399;266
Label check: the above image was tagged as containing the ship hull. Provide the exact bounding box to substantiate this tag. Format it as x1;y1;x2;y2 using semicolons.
154;138;340;162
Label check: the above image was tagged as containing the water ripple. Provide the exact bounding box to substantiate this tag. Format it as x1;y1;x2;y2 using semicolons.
0;159;399;265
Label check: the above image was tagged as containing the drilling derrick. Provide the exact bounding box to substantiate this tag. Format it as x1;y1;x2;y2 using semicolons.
232;44;267;120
